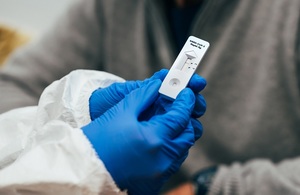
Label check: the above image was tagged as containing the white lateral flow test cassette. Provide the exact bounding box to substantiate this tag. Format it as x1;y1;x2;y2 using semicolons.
159;36;210;99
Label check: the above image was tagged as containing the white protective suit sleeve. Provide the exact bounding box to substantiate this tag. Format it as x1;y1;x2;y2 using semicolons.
0;69;127;195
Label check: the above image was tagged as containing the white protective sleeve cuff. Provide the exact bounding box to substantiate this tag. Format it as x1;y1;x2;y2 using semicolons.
0;70;126;195
35;69;125;129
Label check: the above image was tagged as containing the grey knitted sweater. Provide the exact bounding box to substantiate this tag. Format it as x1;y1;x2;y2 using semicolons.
1;0;300;194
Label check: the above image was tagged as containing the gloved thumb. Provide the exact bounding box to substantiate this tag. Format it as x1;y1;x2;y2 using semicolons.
124;79;162;116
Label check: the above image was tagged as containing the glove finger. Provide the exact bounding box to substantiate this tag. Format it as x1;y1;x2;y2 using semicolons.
143;69;168;82
191;94;206;118
124;79;162;116
151;88;195;139
107;69;168;100
89;87;117;120
97;69;168;109
174;120;195;149
104;81;145;101
149;69;169;81
90;81;143;119
165;121;194;159
187;74;207;93
191;118;203;141
162;151;189;181
126;69;168;95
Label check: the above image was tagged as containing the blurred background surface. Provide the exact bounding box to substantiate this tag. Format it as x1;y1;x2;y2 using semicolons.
0;0;74;65
0;0;74;36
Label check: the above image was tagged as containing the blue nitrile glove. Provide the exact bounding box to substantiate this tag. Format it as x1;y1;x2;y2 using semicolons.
89;69;168;120
82;79;196;195
89;69;206;140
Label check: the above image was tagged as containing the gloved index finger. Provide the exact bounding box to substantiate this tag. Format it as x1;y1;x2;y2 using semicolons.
187;74;207;93
89;81;142;120
123;79;162;116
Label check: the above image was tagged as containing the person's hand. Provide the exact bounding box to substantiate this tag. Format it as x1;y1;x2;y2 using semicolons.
164;166;219;195
163;183;194;195
82;80;197;195
89;69;207;140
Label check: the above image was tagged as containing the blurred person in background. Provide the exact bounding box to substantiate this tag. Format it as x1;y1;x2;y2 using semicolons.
0;0;300;194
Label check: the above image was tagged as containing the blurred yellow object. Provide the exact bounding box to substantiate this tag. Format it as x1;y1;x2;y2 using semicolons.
0;25;30;66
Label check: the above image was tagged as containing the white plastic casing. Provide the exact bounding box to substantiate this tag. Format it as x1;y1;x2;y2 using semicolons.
159;36;210;99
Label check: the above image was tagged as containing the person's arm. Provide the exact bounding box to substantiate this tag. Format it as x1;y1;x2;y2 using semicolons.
0;70;126;194
0;0;103;113
208;158;300;195
165;157;300;195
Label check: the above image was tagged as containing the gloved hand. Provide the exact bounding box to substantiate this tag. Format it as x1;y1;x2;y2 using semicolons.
89;69;207;140
82;79;197;195
89;69;168;120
